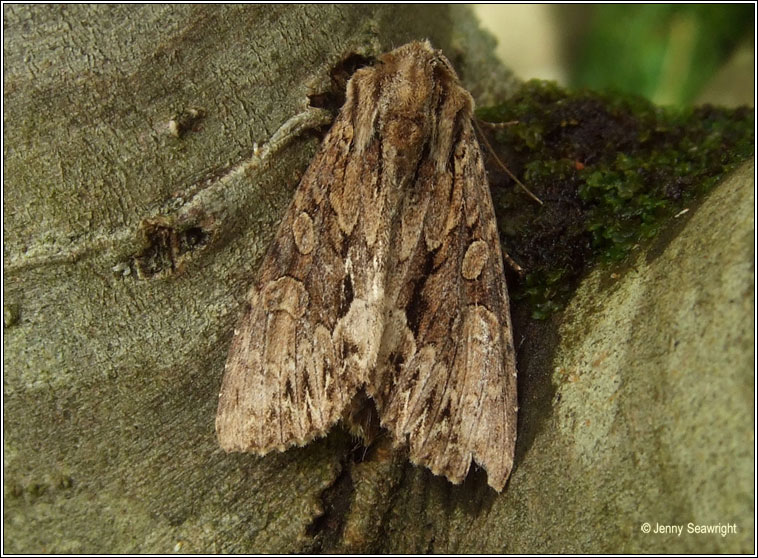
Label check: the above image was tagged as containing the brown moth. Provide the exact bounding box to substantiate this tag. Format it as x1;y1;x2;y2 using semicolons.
216;40;517;491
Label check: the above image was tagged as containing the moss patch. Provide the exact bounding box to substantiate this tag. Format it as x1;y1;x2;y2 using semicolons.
478;80;754;319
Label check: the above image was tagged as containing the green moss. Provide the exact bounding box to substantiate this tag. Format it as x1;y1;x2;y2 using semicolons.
478;80;753;319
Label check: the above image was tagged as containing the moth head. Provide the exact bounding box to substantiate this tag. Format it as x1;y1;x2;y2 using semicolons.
345;40;474;171
374;41;465;117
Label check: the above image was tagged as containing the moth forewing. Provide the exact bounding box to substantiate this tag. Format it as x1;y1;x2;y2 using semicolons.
217;40;517;492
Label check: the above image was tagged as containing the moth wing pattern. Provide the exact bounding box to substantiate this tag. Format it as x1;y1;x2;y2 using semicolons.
216;111;387;454
369;114;517;492
216;40;517;491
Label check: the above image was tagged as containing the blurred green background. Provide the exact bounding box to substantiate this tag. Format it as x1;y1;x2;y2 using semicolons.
474;4;754;107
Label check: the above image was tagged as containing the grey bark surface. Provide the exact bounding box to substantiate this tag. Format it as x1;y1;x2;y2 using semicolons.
3;4;753;554
3;4;515;553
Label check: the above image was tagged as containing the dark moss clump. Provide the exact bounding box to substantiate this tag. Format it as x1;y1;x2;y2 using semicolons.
477;80;753;319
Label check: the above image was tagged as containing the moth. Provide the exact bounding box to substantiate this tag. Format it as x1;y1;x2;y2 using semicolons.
216;40;517;492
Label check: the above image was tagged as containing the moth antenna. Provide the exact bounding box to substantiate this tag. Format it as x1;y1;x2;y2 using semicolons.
474;118;543;205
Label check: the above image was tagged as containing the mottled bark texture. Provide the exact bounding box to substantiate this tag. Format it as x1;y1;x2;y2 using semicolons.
3;4;517;553
5;4;753;555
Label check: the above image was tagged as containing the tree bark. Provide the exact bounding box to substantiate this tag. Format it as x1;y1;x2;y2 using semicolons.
3;4;515;553
4;5;753;554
